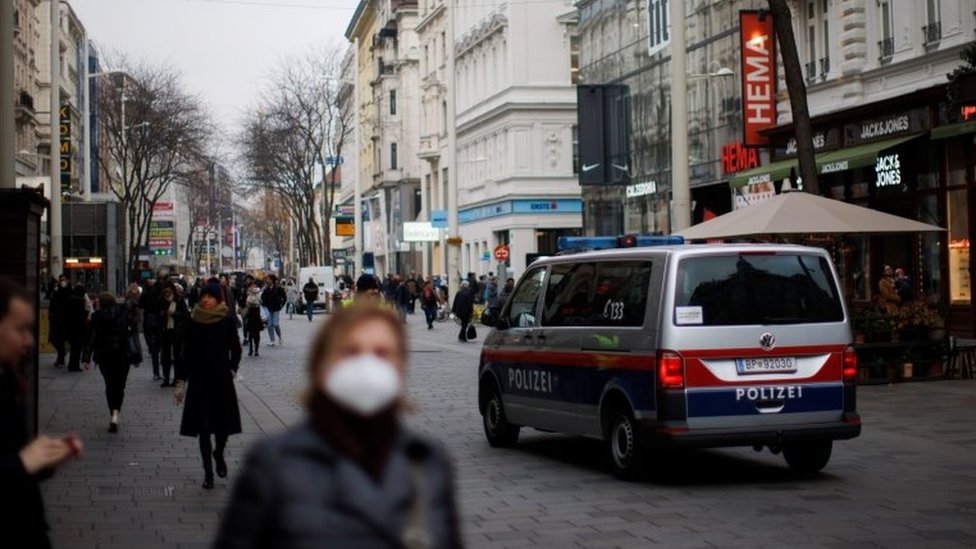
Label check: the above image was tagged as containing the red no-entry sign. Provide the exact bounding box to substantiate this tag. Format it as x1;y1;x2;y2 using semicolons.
493;244;510;262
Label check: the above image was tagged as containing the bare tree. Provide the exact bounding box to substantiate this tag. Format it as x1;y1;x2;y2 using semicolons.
97;60;212;277
238;191;288;272
767;0;818;194
238;44;351;267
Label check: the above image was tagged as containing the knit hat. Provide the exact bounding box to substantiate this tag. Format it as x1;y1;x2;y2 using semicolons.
201;283;223;303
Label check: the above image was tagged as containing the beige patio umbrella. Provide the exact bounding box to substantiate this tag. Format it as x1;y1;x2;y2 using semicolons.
678;191;944;241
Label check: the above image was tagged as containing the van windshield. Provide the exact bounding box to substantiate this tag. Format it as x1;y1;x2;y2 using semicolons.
674;253;844;326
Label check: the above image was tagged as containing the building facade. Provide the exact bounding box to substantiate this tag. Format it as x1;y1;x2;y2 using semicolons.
454;0;582;277
346;0;423;277
727;0;976;336
12;0;41;177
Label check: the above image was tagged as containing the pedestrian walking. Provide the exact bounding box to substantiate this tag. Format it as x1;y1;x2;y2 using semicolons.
65;283;89;372
159;285;190;388
421;279;439;329
214;301;462;549
1;277;83;548
174;283;242;490
285;280;299;320
187;277;204;309
245;285;264;357
261;275;286;346
355;271;379;295
394;276;410;324
406;272;418;314
139;277;164;380
48;275;71;367
301;277;319;322
452;280;475;343
82;293;133;432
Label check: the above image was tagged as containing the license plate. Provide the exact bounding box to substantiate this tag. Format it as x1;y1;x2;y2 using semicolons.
736;357;797;375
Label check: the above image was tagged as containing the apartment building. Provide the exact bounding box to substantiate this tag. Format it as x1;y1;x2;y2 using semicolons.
454;0;582;277
346;0;423;277
12;0;41;177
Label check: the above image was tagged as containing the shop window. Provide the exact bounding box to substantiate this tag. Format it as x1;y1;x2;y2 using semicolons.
948;139;968;187
919;195;942;302
948;189;970;305
847;236;870;301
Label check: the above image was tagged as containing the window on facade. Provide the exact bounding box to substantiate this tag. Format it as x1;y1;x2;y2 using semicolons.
543;261;651;327
390;89;396;115
647;0;670;55
570;34;580;84
390;142;398;170
949;189;971;305
572;125;579;174
879;0;894;58
507;268;546;328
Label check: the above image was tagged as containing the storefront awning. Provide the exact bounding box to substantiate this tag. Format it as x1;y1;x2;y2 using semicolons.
813;134;920;174
930;121;976;140
730;158;797;189
731;134;922;189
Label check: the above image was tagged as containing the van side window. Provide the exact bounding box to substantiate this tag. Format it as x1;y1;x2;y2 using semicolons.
543;261;651;327
507;268;546;328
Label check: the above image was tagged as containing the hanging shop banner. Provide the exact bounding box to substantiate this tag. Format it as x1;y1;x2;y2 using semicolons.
59;105;71;191
740;10;776;147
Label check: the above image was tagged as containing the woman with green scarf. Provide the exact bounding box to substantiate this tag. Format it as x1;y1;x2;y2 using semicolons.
174;283;242;489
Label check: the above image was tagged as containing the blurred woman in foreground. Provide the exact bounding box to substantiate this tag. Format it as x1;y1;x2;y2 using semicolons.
215;302;461;548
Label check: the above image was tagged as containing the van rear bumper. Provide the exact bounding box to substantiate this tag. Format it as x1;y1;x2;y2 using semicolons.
638;414;861;449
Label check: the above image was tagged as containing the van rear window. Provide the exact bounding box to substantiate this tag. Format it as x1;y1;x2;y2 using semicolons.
675;254;844;326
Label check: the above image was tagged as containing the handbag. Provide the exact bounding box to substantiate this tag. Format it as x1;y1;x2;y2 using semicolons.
466;324;477;340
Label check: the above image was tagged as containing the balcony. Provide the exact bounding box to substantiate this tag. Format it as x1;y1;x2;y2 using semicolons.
923;21;942;44
805;61;817;83
879;37;894;62
418;134;441;160
15;90;36;124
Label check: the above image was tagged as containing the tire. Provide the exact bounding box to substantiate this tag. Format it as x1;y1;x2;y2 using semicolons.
483;385;520;447
606;406;647;480
783;440;833;476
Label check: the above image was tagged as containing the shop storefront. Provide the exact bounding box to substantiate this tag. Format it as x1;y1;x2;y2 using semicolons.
730;87;976;337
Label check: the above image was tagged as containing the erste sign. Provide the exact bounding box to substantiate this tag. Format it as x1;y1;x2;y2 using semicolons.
740;11;776;147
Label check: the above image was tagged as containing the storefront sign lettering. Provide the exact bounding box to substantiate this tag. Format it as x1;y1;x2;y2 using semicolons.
875;153;902;188
740;11;776;147
721;142;761;174
860;115;910;140
820;161;849;174
626;181;657;198
785;133;826;155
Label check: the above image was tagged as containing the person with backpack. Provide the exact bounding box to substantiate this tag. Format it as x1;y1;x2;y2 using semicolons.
245;283;264;357
261;275;287;346
83;293;134;433
420;279;439;329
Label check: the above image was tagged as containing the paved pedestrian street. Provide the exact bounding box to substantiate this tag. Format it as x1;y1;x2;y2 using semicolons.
39;313;976;549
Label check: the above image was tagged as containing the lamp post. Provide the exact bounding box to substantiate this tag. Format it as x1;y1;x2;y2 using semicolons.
48;0;62;276
669;0;690;233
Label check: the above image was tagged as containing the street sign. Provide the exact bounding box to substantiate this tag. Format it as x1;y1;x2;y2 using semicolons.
431;210;448;229
326;156;345;166
493;244;510;262
332;248;349;260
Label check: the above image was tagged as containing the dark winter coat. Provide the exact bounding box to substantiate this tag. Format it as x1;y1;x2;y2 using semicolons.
82;304;129;365
302;282;319;304
48;285;72;343
452;287;475;322
261;285;287;312
0;366;52;548
177;313;242;438
213;421;462;549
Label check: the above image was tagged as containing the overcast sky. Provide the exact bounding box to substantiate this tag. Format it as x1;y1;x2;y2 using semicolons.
71;0;357;134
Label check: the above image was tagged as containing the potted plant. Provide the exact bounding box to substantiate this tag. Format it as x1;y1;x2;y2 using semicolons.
893;301;942;341
853;305;891;343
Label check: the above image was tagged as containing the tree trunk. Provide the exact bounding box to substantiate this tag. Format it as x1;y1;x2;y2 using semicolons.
768;0;819;195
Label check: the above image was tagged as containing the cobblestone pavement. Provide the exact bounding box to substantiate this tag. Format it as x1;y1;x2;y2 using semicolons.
39;311;976;548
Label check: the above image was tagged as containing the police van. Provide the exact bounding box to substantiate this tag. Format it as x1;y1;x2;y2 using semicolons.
478;236;861;478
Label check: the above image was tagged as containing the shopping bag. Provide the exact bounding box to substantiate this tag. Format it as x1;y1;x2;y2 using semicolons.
466;324;477;340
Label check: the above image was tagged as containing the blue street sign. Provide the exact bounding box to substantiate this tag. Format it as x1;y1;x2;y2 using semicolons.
326;156;345;166
431;210;448;229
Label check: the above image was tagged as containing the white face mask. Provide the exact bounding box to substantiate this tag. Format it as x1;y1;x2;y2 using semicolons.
322;354;402;417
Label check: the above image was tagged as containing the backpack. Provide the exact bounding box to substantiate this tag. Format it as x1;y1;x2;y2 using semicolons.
422;286;436;306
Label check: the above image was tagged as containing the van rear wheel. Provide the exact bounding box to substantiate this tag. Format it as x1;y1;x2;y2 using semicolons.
483;386;520;447
606;407;647;480
783;440;832;476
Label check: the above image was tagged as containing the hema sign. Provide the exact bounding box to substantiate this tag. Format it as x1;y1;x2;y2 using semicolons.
740;10;776;147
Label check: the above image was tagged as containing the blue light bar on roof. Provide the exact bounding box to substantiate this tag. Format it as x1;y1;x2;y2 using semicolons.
557;235;684;252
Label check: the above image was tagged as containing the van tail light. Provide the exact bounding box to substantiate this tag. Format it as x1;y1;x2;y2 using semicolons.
842;346;858;382
657;351;685;389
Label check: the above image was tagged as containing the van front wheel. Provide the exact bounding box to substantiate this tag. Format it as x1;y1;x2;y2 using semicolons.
483;387;520;447
607;408;647;480
783;440;832;476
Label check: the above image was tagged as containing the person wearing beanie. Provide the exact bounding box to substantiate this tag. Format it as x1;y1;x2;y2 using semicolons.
174;282;242;489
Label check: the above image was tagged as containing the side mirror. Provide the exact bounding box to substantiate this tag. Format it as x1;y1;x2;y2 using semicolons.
495;315;510;331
